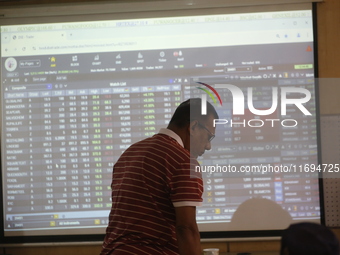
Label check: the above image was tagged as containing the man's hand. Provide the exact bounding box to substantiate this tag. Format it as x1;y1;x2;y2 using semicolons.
175;206;201;255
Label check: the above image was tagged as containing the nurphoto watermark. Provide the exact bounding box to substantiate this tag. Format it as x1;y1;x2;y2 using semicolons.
198;83;312;128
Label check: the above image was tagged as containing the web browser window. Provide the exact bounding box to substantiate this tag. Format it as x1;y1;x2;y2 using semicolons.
1;8;320;238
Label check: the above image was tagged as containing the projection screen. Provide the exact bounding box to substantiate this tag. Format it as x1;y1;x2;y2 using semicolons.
0;3;321;242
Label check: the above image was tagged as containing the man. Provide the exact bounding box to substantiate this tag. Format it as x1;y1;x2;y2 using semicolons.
101;98;218;255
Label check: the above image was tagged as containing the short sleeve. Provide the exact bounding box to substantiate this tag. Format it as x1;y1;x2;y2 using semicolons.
170;158;203;207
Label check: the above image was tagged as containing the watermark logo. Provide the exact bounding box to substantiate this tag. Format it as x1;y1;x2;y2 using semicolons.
196;82;222;115
196;83;312;128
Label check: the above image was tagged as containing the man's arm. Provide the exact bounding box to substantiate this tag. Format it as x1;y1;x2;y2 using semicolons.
175;206;201;255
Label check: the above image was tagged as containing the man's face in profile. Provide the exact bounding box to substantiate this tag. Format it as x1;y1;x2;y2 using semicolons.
190;114;216;158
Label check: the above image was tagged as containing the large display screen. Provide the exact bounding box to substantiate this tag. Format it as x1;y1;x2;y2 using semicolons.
1;5;321;242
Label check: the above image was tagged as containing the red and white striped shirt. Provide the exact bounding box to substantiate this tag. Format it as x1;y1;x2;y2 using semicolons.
101;128;203;255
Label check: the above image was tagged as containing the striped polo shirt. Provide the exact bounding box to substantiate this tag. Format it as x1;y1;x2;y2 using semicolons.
100;128;203;255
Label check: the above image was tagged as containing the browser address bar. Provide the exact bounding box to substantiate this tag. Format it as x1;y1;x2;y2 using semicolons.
3;29;312;57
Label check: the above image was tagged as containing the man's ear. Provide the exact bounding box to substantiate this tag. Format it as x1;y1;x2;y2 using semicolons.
188;120;198;135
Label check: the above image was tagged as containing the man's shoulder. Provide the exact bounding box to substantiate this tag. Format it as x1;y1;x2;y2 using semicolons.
134;133;183;148
127;133;189;159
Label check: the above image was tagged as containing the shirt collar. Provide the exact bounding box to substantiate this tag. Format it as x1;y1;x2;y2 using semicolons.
158;128;184;148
